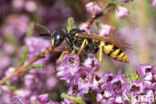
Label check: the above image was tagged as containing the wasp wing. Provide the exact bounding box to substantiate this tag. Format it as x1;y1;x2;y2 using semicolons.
76;33;131;50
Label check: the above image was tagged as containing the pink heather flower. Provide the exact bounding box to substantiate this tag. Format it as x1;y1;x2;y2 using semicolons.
29;95;37;103
5;67;18;81
12;0;24;10
144;73;153;81
103;72;114;83
0;56;10;71
99;24;112;36
25;1;37;13
86;2;103;15
129;81;145;95
115;6;129;19
46;76;58;90
25;37;51;64
68;85;82;97
121;0;133;3
47;101;60;104
79;23;92;33
138;64;153;77
74;70;92;94
37;93;49;103
15;89;31;98
56;54;80;82
83;54;99;72
91;74;104;92
110;75;127;94
24;74;39;89
2;43;15;55
2;15;30;38
11;96;28;104
152;0;156;7
96;92;114;104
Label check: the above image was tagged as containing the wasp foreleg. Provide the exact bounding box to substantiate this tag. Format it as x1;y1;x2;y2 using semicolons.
74;39;88;61
99;45;103;63
56;50;71;68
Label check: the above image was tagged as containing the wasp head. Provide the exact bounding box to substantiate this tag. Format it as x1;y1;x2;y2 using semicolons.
51;29;66;47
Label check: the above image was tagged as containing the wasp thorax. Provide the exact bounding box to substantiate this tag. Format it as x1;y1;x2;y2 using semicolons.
52;29;65;46
69;28;85;36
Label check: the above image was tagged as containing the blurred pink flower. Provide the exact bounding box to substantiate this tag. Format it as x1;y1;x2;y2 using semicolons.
37;93;49;103
25;1;37;13
121;0;133;3
115;6;129;19
152;0;156;7
2;15;30;39
86;2;103;16
12;0;24;10
2;43;15;55
0;56;10;72
25;37;51;64
46;76;58;90
79;23;92;33
99;24;112;36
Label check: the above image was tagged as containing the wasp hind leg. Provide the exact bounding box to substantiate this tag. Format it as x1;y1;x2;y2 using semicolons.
74;39;88;61
98;45;103;63
56;50;70;69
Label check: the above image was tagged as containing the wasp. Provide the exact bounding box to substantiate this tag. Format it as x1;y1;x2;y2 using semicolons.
36;24;130;66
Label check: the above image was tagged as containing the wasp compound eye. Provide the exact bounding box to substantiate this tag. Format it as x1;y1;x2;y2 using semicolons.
53;29;65;47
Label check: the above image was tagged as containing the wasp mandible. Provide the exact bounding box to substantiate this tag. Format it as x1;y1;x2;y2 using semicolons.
36;24;130;66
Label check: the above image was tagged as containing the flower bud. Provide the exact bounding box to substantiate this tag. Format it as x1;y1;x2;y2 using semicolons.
121;0;133;3
79;23;92;33
99;24;112;36
115;6;129;19
38;93;49;103
86;2;103;16
152;0;156;7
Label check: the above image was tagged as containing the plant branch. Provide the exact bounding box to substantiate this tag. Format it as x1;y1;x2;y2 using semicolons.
0;46;58;85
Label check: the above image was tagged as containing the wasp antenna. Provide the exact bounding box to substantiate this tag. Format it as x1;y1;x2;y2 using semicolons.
36;23;51;34
39;34;51;37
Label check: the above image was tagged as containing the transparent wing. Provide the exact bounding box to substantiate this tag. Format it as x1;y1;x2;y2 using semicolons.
76;33;131;50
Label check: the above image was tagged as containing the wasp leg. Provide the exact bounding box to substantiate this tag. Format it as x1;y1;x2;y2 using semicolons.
74;39;88;61
56;50;70;68
99;45;103;63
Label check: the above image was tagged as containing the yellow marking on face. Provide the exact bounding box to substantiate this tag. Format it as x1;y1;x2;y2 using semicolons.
75;33;79;36
117;52;125;61
51;38;54;46
110;49;120;58
103;44;114;55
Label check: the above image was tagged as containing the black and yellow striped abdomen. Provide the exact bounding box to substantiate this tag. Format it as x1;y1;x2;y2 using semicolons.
101;41;129;63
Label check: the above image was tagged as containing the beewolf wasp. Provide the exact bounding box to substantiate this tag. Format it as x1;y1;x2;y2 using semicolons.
36;24;130;67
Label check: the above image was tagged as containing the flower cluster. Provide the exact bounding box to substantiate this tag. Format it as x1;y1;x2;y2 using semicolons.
54;55;156;104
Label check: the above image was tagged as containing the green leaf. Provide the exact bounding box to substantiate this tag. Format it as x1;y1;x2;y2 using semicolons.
126;72;140;82
27;64;44;70
27;22;35;36
67;17;76;32
85;92;96;102
4;84;16;91
39;52;45;58
20;49;29;66
61;93;85;104
5;35;18;47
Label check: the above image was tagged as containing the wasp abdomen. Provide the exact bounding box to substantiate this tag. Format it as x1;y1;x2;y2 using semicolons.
103;42;129;63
